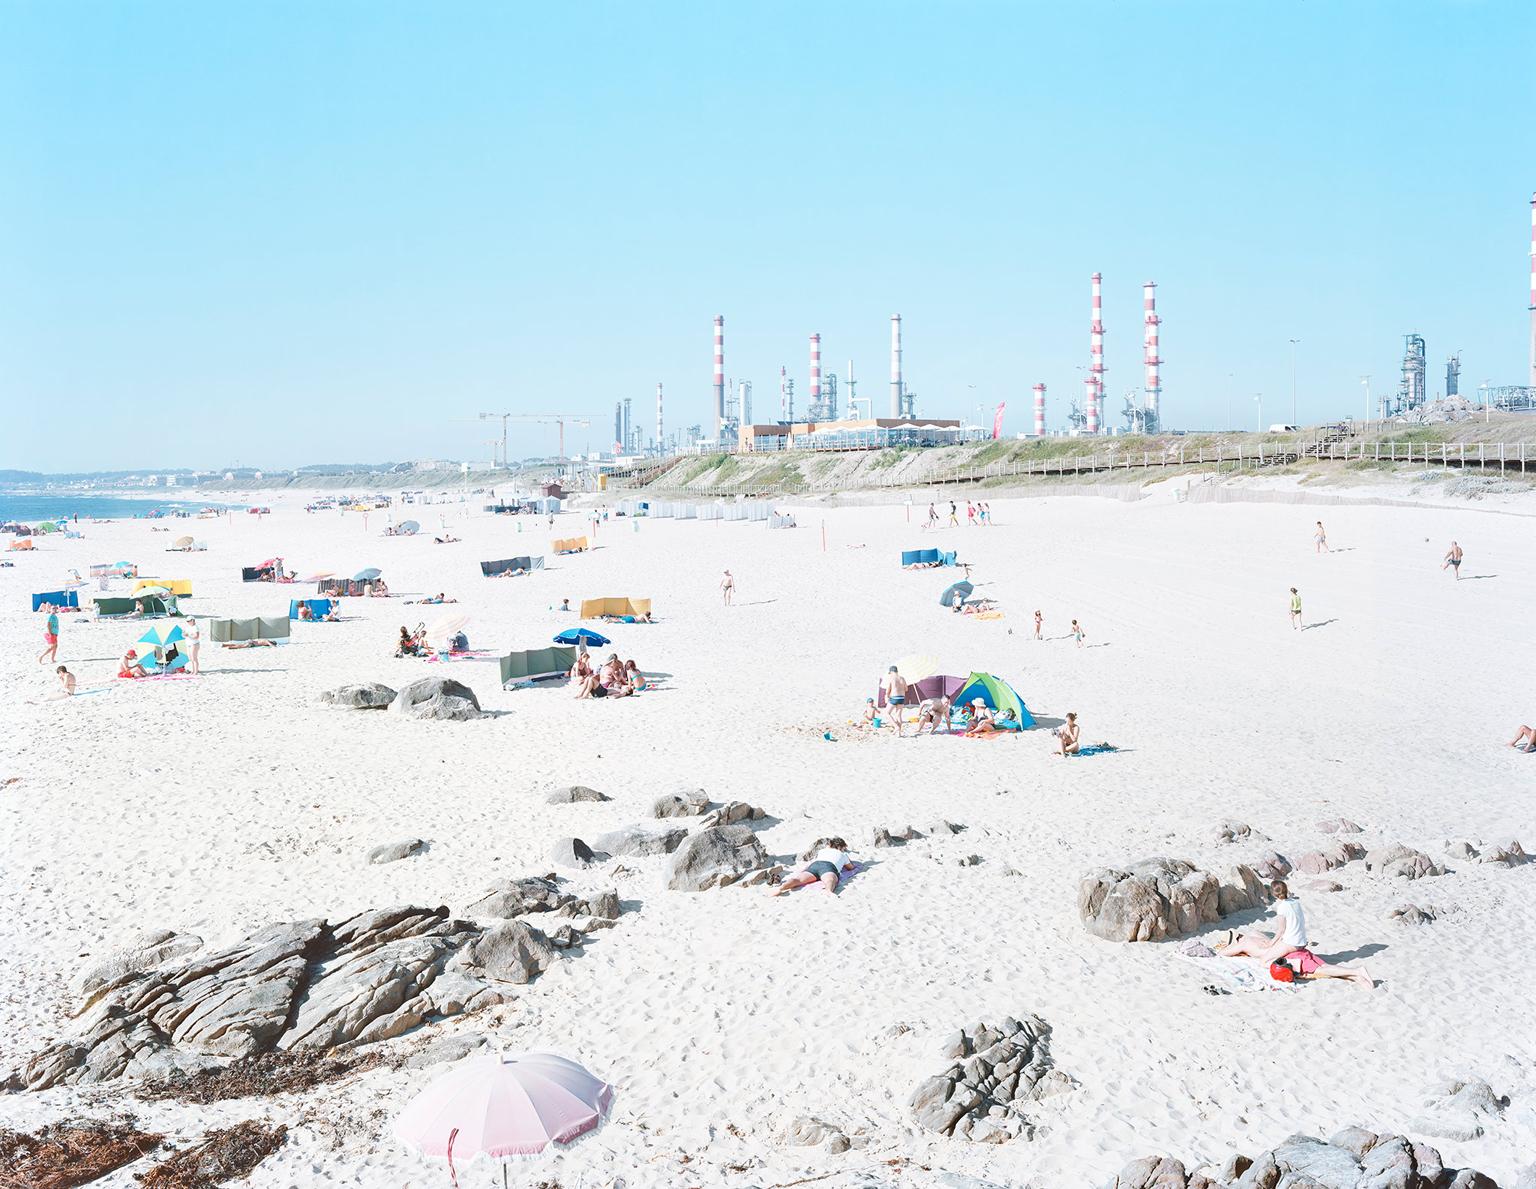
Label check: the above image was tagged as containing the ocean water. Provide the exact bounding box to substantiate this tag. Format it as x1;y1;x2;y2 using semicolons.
0;492;228;523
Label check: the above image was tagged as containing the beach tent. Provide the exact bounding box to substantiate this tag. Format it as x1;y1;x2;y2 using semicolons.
554;627;609;648
954;672;1035;728
939;581;974;607
580;597;651;620
552;537;589;554
901;549;958;567
133;578;192;597
31;590;80;611
500;645;579;686
288;598;335;619
480;556;545;577
137;624;189;673
95;595;176;618
209;616;291;644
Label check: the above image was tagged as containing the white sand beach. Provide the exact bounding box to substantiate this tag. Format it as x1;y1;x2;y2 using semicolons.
3;484;1534;1186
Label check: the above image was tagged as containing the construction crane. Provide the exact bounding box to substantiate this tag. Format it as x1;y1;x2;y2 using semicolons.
478;412;605;466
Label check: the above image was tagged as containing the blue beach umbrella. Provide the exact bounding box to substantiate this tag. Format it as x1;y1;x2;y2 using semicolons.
554;627;610;648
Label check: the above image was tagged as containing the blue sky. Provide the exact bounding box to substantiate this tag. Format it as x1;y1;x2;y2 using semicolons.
2;0;1533;470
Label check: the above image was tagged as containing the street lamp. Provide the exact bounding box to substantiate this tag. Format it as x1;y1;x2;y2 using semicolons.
1254;394;1263;433
1289;338;1300;427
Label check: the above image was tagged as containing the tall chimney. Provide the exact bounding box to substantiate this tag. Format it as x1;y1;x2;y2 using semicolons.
1033;383;1046;438
713;315;725;439
1143;282;1162;422
810;333;822;418
890;314;903;418
1090;273;1105;436
656;382;664;452
1529;191;1535;387
1084;376;1099;435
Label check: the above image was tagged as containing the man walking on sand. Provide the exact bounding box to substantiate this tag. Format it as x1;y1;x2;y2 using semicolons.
881;665;909;736
37;605;59;665
720;569;735;606
1442;541;1463;579
1217;881;1373;989
1289;587;1302;630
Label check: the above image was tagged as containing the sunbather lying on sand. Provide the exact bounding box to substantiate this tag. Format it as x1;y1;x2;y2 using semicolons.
1217;881;1373;989
772;838;855;896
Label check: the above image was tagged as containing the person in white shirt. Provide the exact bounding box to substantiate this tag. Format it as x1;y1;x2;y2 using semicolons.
1218;881;1373;989
771;838;855;896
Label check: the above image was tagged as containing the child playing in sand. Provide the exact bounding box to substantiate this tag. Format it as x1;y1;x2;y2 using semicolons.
1217;881;1373;989
772;839;856;896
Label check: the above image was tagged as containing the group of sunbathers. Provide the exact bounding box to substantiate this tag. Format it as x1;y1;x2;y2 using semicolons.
572;651;647;699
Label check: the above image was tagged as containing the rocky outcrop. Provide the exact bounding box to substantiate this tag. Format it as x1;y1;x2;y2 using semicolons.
1366;844;1444;880
367;839;426;865
909;1017;1073;1142
27;891;625;1090
320;682;397;710
1079;858;1252;943
546;785;611;804
591;824;688;858
666;826;774;891
389;677;482;721
1107;1126;1499;1187
651;789;709;818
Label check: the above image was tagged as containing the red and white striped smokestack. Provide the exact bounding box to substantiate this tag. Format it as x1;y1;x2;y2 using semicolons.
1528;191;1535;387
1090;273;1105;436
1033;383;1046;438
810;333;822;414
1143;282;1162;422
890;314;903;419
713;315;725;438
1084;376;1099;435
656;382;664;451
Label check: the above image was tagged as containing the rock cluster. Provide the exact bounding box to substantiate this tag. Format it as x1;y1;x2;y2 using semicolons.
909;1016;1073;1143
390;677;483;721
320;682;397;710
1366;844;1445;881
1078;858;1267;943
666;826;778;891
1108;1126;1500;1188
28;886;626;1090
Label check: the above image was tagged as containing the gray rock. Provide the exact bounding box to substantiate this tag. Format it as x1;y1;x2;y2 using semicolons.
1078;858;1221;943
549;837;605;868
390;677;483;721
1317;818;1363;834
909;1015;1067;1139
651;789;708;818
665;826;769;892
320;682;397;709
368;839;426;865
699;801;767;829
463;920;556;985
1479;838;1528;867
74;929;204;1006
404;1032;488;1069
592;824;688;858
545;785;610;804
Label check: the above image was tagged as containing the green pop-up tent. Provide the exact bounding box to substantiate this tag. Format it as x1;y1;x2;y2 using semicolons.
954;672;1035;728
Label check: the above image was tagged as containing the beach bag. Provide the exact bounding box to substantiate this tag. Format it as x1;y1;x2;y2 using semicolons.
1269;959;1297;983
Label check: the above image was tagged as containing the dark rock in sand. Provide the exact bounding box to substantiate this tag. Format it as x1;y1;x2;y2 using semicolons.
320;682;397;710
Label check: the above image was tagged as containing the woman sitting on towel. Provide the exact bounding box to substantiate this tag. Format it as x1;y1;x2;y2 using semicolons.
772;838;856;896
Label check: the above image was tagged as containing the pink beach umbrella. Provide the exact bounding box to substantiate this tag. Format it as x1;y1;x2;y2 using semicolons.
395;1051;614;1187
